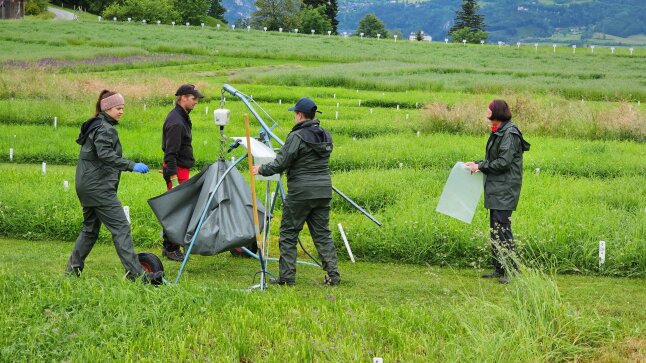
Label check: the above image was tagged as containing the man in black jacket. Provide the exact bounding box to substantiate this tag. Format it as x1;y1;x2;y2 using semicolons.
252;98;340;286
161;84;204;261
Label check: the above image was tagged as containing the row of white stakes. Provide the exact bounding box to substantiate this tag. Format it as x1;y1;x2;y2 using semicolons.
33;160;134;221
94;16;641;55
18;158;616;268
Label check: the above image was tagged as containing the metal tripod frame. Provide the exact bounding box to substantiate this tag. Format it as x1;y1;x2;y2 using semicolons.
221;84;382;227
174;85;383;287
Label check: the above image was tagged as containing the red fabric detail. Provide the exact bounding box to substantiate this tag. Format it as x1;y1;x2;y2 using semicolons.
163;163;190;190
490;124;499;133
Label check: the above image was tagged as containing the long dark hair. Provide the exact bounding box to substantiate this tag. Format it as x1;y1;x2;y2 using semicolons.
94;89;117;117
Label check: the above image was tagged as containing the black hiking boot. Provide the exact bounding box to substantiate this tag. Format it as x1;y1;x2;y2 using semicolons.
482;270;504;278
269;277;295;286
162;247;185;262
65;267;82;278
323;274;341;286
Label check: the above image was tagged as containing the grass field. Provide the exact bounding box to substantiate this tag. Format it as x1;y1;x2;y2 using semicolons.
0;16;645;361
1;238;645;361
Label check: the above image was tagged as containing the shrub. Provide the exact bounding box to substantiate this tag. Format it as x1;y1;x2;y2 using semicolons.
102;0;181;24
25;0;49;15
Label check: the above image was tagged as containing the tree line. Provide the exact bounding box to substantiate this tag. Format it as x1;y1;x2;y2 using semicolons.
28;0;490;42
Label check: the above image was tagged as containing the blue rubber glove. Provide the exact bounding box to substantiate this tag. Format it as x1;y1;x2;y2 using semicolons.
133;163;149;173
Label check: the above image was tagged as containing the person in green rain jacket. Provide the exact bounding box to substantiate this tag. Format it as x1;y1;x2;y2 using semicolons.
252;97;340;286
66;90;162;284
466;99;531;284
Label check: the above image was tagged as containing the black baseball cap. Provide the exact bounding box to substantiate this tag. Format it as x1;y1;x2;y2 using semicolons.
288;97;321;114
175;84;204;98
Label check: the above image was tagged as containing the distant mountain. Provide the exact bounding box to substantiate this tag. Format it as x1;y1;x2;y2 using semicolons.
222;0;646;44
221;0;256;26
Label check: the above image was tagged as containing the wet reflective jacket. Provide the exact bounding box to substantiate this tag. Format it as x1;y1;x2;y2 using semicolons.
75;112;135;207
162;105;194;178
477;121;531;211
259;119;333;200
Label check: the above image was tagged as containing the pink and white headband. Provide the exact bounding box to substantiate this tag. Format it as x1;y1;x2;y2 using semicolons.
100;93;125;111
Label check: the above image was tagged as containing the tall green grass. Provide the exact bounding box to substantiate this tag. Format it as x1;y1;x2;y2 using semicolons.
1;164;644;276
0;239;614;362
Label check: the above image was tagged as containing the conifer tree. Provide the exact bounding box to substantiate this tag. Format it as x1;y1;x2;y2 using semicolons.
449;0;485;34
449;0;487;44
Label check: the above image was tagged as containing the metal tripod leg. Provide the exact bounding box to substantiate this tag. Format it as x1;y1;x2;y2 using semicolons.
175;155;249;284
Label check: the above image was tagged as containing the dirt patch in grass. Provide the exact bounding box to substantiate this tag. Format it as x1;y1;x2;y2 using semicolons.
592;338;646;362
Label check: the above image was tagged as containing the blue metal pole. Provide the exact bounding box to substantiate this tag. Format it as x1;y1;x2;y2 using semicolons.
175;155;247;284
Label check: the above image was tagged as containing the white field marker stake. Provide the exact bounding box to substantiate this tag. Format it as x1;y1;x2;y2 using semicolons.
338;223;355;263
406;114;409;119
336;102;339;108
358;99;361;107
416;130;420;137
123;206;131;224
333;93;336;99
279;99;282;105
205;106;209;115
370;108;373;114
396;105;400;110
41;162;46;174
144;103;147;111
63;180;69;191
9;148;14;161
54;117;58;128
335;111;339;120
599;240;606;270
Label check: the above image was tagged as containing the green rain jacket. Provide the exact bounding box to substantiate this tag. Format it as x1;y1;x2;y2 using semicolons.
477;121;531;211
259;119;333;200
75;112;135;207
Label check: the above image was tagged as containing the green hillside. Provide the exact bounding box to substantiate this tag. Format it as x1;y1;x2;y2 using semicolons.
337;0;646;43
